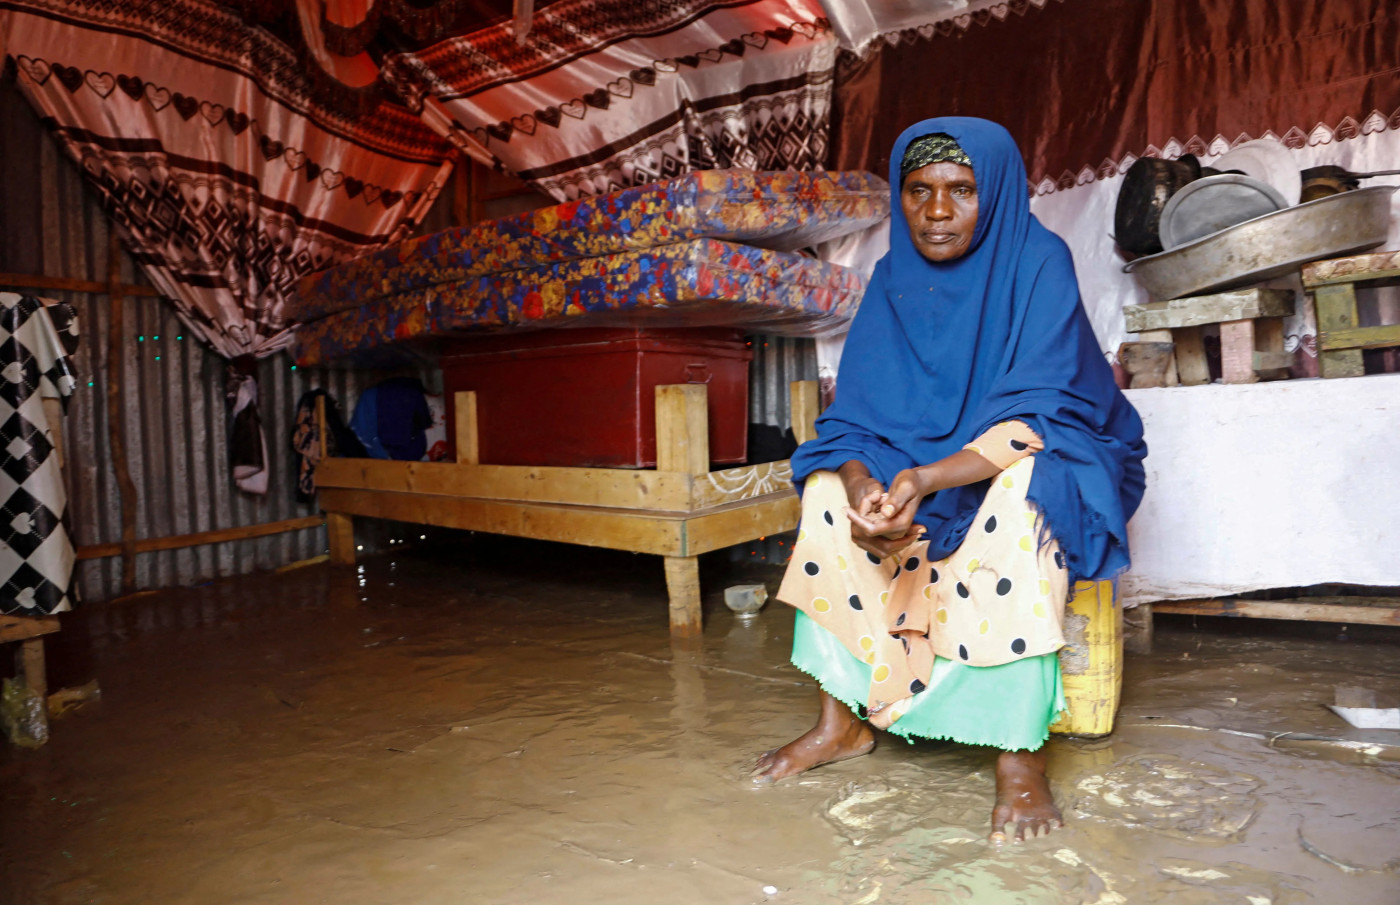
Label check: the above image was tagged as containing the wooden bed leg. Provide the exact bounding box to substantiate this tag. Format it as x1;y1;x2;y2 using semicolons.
656;385;708;636
326;512;356;565
664;555;703;637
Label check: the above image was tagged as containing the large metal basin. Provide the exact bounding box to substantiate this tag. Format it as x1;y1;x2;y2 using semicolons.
1123;186;1397;300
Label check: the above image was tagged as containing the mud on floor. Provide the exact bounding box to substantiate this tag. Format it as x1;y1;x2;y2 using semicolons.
3;536;1398;904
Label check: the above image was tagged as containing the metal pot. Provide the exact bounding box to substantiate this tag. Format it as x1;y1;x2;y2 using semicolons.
1113;155;1202;255
1299;165;1400;202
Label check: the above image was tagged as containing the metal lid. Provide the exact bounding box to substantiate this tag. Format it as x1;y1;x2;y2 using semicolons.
1212;139;1303;205
1158;174;1289;249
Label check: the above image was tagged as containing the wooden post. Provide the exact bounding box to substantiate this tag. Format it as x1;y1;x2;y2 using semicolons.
656;385;708;635
2;613;57;742
105;230;140;594
790;379;820;444
18;638;47;702
1135;330;1179;385
325;512;356;565
451;153;472;226
1222;317;1291;383
1172;326;1211;386
1123;602;1154;655
1219;320;1258;384
454;391;480;465
1251;318;1291;377
1314;283;1365;378
1118;340;1177;388
315;395;328;461
655;384;708;476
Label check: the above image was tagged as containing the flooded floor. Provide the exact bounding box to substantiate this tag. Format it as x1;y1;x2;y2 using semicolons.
3;535;1399;904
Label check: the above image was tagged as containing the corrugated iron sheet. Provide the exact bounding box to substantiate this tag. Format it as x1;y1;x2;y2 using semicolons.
747;334;818;435
738;334;814;564
1;78;388;602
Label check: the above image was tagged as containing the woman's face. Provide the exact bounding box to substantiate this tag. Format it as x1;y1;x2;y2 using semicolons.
900;161;978;262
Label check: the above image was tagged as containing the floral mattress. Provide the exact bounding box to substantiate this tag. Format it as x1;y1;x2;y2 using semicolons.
292;238;866;367
291;168;886;324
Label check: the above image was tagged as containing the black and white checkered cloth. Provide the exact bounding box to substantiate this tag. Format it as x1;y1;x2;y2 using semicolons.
1;293;79;615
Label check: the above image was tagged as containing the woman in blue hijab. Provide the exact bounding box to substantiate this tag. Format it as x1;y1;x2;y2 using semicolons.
752;118;1146;844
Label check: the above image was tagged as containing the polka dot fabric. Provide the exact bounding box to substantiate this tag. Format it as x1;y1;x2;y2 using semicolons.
777;459;1069;731
961;419;1043;470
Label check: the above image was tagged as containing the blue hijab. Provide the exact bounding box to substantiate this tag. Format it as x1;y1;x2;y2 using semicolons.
791;117;1147;583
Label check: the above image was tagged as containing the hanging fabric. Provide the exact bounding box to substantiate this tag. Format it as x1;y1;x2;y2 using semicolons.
0;293;79;617
290;388;362;503
224;356;268;495
369;0;838;201
2;0;456;491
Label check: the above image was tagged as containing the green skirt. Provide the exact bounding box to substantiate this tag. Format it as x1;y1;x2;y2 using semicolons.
792;610;1066;752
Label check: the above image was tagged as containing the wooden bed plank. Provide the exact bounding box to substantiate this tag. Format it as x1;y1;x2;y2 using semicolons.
316;457;801;513
318;488;687;556
76;515;327;560
317;458;694;511
689;461;795;509
681;494;802;556
0;614;61;642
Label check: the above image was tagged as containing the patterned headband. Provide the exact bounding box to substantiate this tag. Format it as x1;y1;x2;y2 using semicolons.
900;133;972;183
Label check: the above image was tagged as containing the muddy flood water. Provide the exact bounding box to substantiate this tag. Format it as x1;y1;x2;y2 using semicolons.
3;535;1398;904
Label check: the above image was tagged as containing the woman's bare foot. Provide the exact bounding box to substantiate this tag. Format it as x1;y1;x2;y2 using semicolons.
989;748;1062;843
751;691;875;784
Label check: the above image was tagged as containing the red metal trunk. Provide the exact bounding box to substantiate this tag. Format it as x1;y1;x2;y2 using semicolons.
441;327;752;468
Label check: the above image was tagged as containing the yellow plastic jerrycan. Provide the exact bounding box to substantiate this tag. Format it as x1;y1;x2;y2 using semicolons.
1049;580;1123;738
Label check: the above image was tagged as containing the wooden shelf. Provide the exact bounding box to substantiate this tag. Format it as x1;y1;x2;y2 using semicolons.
1152;596;1400;626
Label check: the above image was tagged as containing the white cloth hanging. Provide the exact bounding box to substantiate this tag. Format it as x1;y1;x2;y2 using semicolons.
0;293;79;616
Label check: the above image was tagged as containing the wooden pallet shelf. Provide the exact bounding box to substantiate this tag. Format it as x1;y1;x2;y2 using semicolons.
1152;595;1400;626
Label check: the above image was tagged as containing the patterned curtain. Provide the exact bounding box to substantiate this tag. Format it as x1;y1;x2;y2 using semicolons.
2;0;455;361
2;0;455;491
370;0;838;201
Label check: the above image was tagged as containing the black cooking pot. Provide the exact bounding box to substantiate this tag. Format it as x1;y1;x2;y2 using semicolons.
1114;155;1202;255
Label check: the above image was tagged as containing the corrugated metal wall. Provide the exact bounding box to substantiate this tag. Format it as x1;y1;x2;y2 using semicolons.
740;335;815;565
748;334;818;437
0;76;388;603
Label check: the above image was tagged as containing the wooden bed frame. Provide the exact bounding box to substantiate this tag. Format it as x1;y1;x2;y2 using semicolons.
315;380;819;635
